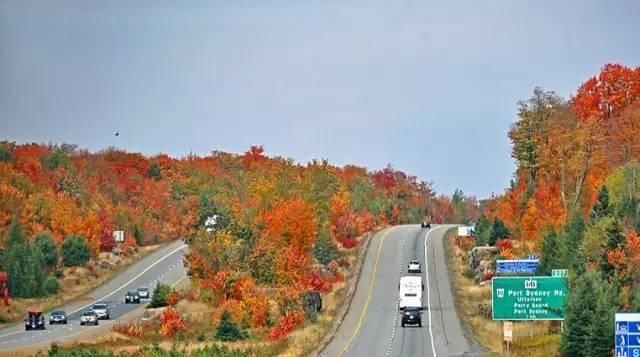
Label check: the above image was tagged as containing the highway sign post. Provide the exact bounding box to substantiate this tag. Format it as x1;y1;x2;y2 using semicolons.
496;259;539;275
492;276;568;320
615;313;640;357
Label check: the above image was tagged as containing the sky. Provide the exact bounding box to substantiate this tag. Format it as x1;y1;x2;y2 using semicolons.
1;1;639;198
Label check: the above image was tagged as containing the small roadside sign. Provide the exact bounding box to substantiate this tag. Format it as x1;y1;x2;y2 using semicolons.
551;269;568;278
503;321;513;342
112;230;124;242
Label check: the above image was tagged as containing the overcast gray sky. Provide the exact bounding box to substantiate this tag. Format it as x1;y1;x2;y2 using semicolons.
1;1;639;198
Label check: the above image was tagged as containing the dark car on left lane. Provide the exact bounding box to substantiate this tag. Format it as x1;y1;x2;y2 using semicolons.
401;307;422;327
125;290;140;304
25;309;46;331
49;310;68;325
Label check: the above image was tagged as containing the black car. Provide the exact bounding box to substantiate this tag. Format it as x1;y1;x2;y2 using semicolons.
401;307;422;327
49;310;67;325
125;290;140;304
137;287;150;299
25;310;46;331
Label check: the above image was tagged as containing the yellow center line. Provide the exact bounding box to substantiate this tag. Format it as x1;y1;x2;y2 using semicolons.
339;227;395;357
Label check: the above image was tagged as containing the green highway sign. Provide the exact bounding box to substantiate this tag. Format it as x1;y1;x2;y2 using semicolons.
492;276;568;321
551;269;568;278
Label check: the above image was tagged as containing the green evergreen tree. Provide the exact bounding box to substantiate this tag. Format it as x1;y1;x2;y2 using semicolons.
538;228;566;275
313;230;341;265
591;186;613;221
3;220;47;297
149;281;172;308
564;211;586;274
34;232;58;269
215;310;244;341
147;163;162;180
586;276;616;356
133;224;144;245
25;245;46;297
473;214;492;246
561;271;601;357
61;235;91;267
489;218;510;246
43;275;60;295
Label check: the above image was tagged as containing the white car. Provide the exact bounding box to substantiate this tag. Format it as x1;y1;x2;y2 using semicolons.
408;260;421;273
90;303;110;320
80;311;98;326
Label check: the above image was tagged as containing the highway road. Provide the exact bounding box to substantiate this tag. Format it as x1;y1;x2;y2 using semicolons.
0;240;188;352
322;225;472;357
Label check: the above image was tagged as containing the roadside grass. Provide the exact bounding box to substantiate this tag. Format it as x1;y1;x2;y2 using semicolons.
0;244;162;326
444;230;561;356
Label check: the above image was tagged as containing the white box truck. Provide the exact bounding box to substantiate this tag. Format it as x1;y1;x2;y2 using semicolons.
398;276;423;310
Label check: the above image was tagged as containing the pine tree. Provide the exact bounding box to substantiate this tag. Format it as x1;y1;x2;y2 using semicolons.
215;310;244;341
564;211;586;274
34;232;58;269
313;231;341;265
561;271;601;357
3;220;46;297
473;214;492;246
591;186;613;221
489;218;510;246
586;276;616;355
538;228;566;275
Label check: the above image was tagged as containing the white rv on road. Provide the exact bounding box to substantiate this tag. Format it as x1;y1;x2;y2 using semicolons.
399;276;423;310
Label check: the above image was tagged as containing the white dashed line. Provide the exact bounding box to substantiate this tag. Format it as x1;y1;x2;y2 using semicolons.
425;228;439;357
385;239;405;357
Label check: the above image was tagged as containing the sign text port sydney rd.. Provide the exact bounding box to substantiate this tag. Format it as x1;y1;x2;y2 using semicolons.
492;276;568;321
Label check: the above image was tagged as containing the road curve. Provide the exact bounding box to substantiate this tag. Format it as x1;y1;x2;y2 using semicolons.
0;240;188;352
321;225;470;357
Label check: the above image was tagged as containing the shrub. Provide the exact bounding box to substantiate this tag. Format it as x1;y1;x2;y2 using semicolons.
159;307;186;337
43;276;60;295
267;310;305;341
149;281;172;308
216;310;245;341
61;235;90;266
166;291;181;306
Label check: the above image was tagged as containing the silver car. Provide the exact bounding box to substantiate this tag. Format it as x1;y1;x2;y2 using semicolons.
80;311;98;326
90;303;110;320
137;287;150;299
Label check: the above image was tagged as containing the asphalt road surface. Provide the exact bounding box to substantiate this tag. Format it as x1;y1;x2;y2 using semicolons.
0;240;188;351
322;225;471;357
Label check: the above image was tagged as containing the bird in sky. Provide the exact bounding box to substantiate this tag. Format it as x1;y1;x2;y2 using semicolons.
114;132;119;137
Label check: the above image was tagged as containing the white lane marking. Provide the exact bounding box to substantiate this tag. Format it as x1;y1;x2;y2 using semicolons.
385;239;405;357
424;227;442;357
0;330;23;340
69;244;187;315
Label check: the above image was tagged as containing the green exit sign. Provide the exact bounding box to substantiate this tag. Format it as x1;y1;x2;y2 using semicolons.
551;269;568;278
492;276;568;321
